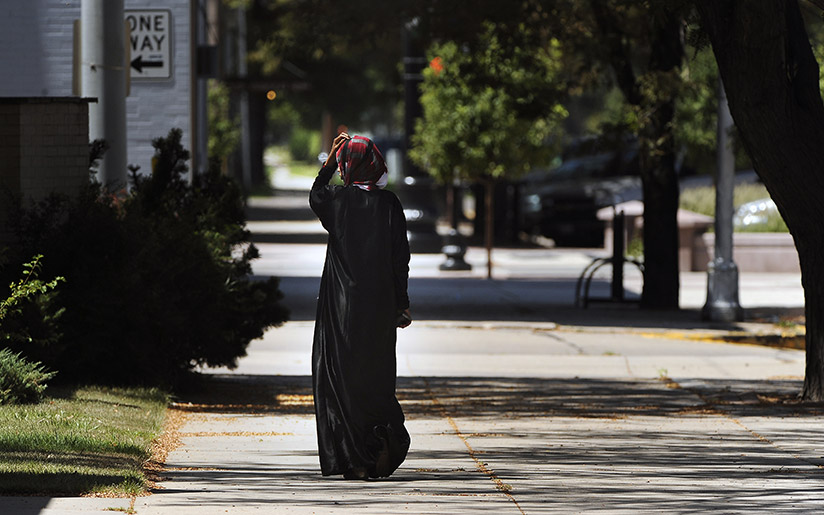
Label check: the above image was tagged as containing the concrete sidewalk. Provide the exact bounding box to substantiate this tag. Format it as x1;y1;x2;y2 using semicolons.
115;320;820;514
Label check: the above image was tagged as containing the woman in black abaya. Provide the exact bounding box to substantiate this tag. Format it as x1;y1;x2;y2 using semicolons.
309;132;412;480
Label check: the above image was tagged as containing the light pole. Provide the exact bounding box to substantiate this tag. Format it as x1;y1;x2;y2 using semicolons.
703;79;743;322
81;0;127;189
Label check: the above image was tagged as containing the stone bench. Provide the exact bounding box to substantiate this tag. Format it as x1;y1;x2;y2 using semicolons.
597;200;714;272
597;201;798;273
696;232;799;273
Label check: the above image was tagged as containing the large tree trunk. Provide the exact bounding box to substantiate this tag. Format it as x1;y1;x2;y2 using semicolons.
639;14;683;309
695;0;824;401
590;3;682;309
639;133;681;309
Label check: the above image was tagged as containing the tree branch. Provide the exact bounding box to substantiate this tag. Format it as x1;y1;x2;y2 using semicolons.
588;0;642;105
806;0;824;13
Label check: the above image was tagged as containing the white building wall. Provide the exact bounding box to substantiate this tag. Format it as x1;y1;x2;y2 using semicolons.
0;0;192;177
125;0;191;176
0;0;75;97
40;0;78;97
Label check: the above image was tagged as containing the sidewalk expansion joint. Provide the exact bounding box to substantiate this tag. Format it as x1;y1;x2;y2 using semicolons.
419;376;525;514
661;376;824;472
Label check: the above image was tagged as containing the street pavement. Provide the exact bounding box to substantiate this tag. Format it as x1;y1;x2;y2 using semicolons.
3;176;820;514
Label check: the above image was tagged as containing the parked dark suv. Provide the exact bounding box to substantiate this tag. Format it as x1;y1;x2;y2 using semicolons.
519;140;642;247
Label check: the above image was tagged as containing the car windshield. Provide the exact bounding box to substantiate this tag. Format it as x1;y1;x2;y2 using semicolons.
550;153;615;181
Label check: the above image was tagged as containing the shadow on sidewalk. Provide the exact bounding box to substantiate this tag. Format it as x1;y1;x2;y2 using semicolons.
175;374;817;420
158;373;824;513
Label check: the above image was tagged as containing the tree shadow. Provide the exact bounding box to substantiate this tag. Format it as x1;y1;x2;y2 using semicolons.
158;373;824;512
175;373;821;420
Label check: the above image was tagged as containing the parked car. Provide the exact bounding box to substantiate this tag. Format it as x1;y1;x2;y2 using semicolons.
733;197;788;232
519;142;642;247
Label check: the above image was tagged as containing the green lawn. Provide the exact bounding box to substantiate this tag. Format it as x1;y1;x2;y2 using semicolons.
0;386;168;496
283;159;323;179
266;146;326;178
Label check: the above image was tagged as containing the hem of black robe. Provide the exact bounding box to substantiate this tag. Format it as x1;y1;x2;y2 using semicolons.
317;425;410;479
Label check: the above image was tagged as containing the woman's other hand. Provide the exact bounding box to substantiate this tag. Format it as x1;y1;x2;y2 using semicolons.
324;132;351;167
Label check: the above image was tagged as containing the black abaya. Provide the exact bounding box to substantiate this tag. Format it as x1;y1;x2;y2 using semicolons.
309;164;411;478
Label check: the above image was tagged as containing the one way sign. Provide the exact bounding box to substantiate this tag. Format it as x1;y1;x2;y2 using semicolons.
126;10;171;80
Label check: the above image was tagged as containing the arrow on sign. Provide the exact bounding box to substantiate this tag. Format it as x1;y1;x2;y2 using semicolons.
131;55;163;73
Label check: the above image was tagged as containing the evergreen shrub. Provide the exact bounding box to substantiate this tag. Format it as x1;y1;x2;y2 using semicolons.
0;349;55;404
0;255;61;403
7;129;289;387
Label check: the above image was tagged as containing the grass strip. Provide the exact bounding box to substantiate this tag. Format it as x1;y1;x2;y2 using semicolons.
0;385;168;496
282;160;323;179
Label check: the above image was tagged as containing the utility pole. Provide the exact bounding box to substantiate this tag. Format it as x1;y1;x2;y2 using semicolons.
81;0;127;189
192;0;207;180
399;18;441;254
703;79;743;322
237;6;252;191
193;0;218;179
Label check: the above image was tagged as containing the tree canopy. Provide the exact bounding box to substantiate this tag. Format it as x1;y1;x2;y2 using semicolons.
409;22;568;183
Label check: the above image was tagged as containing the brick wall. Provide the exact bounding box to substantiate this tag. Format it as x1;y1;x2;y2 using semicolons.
0;97;91;245
18;99;90;200
125;0;192;176
0;104;23;196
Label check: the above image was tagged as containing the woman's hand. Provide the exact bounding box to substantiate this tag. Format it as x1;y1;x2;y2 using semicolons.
324;132;351;167
397;309;412;329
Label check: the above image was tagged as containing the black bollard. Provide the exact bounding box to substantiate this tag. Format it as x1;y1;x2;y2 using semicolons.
439;229;472;271
611;211;625;301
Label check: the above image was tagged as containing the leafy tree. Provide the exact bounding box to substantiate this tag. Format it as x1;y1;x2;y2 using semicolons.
694;0;824;401
237;0;407;130
207;79;241;171
235;0;543;134
570;0;686;309
410;1;713;305
512;1;734;308
410;22;568;277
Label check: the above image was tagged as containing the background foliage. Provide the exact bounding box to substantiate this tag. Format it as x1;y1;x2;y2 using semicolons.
207;79;241;166
410;22;568;183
